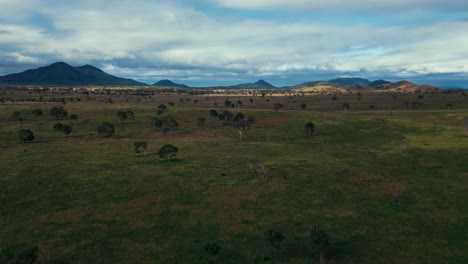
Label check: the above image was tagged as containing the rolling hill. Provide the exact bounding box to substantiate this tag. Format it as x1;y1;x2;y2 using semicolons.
153;80;189;88
0;62;146;86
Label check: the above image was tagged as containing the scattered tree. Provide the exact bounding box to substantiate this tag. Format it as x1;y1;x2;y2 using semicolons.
16;246;39;264
301;103;307;109
49;106;68;119
117;111;128;121
11;111;21;121
158;144;178;160
305;122;315;137
273;103;284;112
264;229;285;250
342;102;350;111
70;114;78;120
197;117;206;128
311;226;330;264
209;109;218;117
126;110;135;120
31;108;43;117
154;117;179;135
204;241;220;263
133;141;148;155
62;125;73;137
53;123;64;131
224;99;232;107
97;122;115;137
17;129;34;143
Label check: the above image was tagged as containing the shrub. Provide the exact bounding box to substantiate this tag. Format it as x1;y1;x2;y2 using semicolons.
97;122;115;137
17;129;34;143
158;144;178;159
70;114;78;120
53;123;64;131
49;106;68;119
32;108;43;117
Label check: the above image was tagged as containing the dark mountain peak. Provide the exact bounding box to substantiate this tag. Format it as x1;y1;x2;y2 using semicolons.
328;77;370;85
255;79;275;88
153;79;188;88
0;62;145;86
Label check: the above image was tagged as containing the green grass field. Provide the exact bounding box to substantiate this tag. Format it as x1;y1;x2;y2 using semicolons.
1;91;467;263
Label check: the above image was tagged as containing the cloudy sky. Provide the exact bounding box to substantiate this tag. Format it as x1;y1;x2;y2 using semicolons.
0;0;467;87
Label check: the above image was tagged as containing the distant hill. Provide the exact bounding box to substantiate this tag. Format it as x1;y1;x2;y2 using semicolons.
0;62;146;86
153;79;189;88
254;79;276;88
328;78;370;85
219;79;277;89
369;79;391;87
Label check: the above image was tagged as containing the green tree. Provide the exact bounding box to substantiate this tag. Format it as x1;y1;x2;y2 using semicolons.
231;112;255;141
11;111;21;121
31;108;43;117
305;122;315;137
70;114;78;120
209;109;218;118
342;102;350;111
311;226;330;264
17;129;34;143
154;117;179;135
117;111;128;121
97;122;115;137
126;110;135;120
224;99;232;107
204;241;220;263
264;229;284;250
197;117;207;128
49;106;68;119
273;103;284;112
133;141;148;155
53;123;64;131
61;125;73;137
158;144;178;159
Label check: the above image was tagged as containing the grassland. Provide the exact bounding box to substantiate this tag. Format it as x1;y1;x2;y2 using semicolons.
1;89;467;263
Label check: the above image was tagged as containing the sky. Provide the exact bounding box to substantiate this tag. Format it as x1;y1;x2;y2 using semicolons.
0;0;467;87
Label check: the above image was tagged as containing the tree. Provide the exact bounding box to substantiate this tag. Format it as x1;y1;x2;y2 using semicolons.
97;122;115;137
154;117;179;135
209;109;218;118
133;141;148;155
232;112;255;141
31;108;43;117
221;111;233;123
49;106;68;119
117;111;128;121
158;144;178;160
311;226;329;264
301;103;307;109
61;125;73;137
126;110;135;120
157;104;168;115
264;229;284;250
70;114;78;120
11;111;21;121
342;102;350;111
16;246;39;264
204;241;220;263
305;122;315;137
197;117;206;128
17;129;34;143
273;103;284;112
53;123;64;131
224;99;232;107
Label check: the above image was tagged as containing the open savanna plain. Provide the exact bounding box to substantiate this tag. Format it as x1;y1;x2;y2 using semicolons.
1;88;467;263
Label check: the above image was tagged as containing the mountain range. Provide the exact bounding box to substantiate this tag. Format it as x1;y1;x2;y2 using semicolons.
0;62;445;91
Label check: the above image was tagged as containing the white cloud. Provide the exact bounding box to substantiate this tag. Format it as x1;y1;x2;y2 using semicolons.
0;0;467;84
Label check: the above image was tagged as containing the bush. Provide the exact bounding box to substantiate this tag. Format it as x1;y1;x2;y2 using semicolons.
62;125;73;136
32;108;43;117
158;144;178;159
17;129;34;143
70;114;78;120
53;123;64;131
49;106;68;119
133;141;148;154
97;122;115;137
